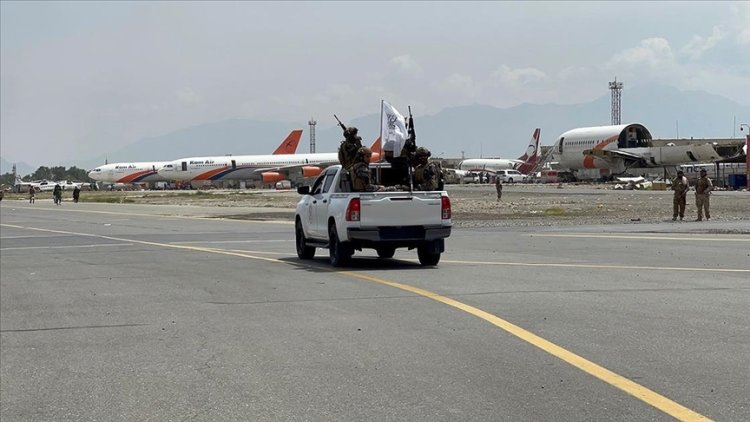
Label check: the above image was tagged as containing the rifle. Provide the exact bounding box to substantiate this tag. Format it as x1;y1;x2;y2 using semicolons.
407;106;416;143
333;114;347;133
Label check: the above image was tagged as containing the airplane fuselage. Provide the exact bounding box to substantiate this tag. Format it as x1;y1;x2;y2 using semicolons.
551;123;726;174
158;153;340;182
88;162;170;183
457;158;517;172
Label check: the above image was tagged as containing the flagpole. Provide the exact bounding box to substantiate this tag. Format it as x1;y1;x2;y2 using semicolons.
377;100;384;184
379;100;384;163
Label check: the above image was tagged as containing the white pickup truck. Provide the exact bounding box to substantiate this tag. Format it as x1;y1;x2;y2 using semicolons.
295;165;452;266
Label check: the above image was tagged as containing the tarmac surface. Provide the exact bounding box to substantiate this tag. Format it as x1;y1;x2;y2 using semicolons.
1;199;749;421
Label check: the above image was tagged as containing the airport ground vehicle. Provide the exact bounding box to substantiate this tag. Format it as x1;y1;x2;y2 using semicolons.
295;165;452;267
495;169;528;183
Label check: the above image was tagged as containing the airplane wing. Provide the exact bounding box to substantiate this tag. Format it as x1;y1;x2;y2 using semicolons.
251;160;339;174
583;148;646;163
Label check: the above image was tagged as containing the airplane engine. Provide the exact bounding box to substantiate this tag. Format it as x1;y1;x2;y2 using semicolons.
302;166;323;178
261;172;285;183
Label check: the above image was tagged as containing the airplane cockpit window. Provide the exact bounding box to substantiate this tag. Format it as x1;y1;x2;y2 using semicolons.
558;137;564;153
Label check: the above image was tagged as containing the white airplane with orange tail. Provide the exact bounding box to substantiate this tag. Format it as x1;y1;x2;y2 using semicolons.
88;130;303;184
456;128;541;174
158;138;382;184
550;123;730;174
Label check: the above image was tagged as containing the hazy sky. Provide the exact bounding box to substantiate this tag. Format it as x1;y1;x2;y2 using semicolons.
2;1;749;166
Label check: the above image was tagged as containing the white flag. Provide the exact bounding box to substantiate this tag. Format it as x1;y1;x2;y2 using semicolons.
380;100;408;155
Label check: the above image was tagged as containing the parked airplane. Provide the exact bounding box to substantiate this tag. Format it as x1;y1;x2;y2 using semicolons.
14;175;85;192
457;128;541;174
88;129;303;184
159;138;381;184
550;123;730;174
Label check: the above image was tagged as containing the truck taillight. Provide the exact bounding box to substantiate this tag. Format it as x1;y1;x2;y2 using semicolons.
441;196;451;220
346;198;361;221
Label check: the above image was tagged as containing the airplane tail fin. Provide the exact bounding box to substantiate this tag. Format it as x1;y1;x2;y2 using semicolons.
272;129;303;154
515;128;541;174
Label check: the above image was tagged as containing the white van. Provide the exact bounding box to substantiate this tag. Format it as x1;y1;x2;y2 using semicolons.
495;169;528;183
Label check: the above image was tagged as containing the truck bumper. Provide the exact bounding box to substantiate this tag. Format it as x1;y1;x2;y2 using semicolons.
347;226;452;242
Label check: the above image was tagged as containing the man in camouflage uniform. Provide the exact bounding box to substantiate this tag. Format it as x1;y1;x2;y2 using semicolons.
495;177;503;201
338;127;362;171
671;170;689;221
412;147;441;191
351;147;383;192
694;168;713;221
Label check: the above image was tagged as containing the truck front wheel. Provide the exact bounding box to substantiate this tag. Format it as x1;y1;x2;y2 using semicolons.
296;220;315;259
328;224;352;267
417;243;441;266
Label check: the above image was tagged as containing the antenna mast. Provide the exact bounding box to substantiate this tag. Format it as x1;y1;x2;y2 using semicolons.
308;118;317;153
609;78;623;125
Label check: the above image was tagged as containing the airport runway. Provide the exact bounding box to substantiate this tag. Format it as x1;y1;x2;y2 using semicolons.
1;201;748;421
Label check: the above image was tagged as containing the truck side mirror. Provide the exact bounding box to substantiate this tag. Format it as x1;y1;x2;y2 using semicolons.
297;186;310;195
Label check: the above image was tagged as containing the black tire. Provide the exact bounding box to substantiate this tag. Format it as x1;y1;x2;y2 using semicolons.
417;245;441;266
508;178;513;184
376;247;396;259
295;220;315;259
328;223;352;267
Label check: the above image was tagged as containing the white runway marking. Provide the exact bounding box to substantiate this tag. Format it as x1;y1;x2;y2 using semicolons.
169;239;292;244
1;243;132;251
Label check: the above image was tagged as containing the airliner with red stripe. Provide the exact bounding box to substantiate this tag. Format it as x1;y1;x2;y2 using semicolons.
551;123;726;174
158;138;381;184
87;130;302;184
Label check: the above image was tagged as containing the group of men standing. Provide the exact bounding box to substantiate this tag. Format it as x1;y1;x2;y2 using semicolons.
337;125;442;192
672;169;714;221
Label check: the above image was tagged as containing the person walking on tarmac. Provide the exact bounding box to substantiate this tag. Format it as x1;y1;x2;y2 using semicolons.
29;185;35;204
351;147;383;192
495;177;503;201
695;168;713;221
671;170;689;221
338;127;363;171
53;184;62;205
412;147;441;191
72;185;81;203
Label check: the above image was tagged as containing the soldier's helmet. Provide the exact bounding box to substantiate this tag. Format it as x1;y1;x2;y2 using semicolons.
415;146;431;158
677;170;684;175
345;127;359;137
700;169;707;174
356;146;372;159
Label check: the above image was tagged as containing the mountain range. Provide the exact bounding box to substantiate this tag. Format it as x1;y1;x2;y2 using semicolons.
2;83;748;176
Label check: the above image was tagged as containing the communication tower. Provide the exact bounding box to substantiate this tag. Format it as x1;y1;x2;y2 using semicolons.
308;118;317;153
609;78;623;125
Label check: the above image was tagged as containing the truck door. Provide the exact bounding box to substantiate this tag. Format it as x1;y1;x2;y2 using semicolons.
304;173;326;238
312;171;338;237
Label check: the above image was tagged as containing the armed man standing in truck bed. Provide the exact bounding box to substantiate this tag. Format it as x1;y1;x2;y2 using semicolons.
335;115;362;172
351;146;384;192
412;147;443;191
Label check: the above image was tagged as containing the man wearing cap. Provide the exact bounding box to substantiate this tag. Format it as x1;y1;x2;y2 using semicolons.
671;170;689;221
351;146;383;192
338;127;362;172
412;147;442;191
694;168;714;221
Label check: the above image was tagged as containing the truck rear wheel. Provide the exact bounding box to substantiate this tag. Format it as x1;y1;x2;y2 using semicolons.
295;220;315;259
417;245;441;266
376;247;396;259
328;224;352;267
